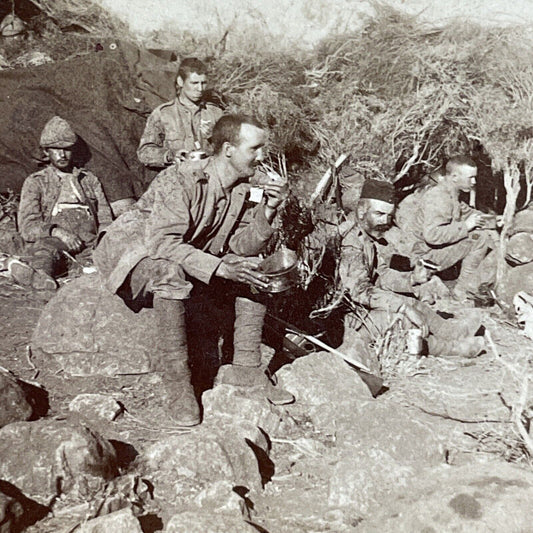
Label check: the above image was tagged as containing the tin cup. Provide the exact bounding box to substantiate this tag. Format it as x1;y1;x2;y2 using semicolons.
406;328;424;355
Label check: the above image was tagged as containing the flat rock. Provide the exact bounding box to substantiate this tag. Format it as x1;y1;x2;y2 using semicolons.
328;400;447;515
31;274;152;377
277;352;372;432
356;462;533;532
0;419;118;506
69;394;123;421
77;508;143;533
0;372;33;428
164;511;258;533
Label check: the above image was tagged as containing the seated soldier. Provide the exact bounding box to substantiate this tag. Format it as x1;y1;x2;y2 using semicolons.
397;155;497;301
137;57;223;169
339;179;485;372
16;116;113;288
94;114;294;427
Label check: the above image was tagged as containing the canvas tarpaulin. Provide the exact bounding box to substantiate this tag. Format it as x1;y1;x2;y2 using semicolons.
0;40;179;202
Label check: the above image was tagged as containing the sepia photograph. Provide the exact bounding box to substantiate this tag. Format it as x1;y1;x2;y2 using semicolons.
0;0;533;531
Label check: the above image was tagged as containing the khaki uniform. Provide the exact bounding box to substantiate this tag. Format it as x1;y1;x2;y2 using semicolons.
338;218;482;370
137;97;223;168
94;158;275;301
18;165;112;275
397;181;493;293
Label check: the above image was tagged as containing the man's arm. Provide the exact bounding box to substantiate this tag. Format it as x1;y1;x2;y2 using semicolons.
17;175;54;242
137;110;174;168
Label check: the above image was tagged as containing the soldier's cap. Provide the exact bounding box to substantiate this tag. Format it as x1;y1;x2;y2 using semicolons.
360;179;396;205
40;116;77;149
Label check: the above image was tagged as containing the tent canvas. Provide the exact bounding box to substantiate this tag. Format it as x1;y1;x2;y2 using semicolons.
0;40;179;202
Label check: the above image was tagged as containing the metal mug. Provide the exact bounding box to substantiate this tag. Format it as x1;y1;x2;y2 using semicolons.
406;328;424;355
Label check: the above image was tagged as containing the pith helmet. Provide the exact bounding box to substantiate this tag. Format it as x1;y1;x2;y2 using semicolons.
40;116;77;149
0;14;25;37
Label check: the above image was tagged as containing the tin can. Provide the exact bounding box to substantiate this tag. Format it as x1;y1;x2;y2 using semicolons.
406;328;424;355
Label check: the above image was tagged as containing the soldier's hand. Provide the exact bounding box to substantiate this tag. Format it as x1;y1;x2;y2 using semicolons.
174;149;189;163
51;227;83;253
263;176;289;210
216;255;269;289
465;212;484;231
401;304;429;338
410;262;431;286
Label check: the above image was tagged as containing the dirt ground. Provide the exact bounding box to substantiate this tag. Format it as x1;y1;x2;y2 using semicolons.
1;271;532;532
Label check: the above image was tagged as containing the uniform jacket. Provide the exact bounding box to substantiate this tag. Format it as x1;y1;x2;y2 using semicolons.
137;96;223;168
403;181;477;254
17;165;113;243
93;158;275;294
339;215;414;313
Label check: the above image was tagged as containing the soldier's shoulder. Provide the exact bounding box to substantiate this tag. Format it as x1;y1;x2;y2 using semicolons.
151;99;175;115
76;167;100;181
205;102;223;115
151;161;208;193
23;166;50;184
340;218;364;243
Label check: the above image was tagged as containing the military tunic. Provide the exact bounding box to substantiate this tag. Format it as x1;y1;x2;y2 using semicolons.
18;165;112;244
94;158;275;300
137;96;223;168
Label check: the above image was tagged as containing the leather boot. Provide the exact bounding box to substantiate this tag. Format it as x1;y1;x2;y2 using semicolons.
428;336;485;358
6;257;57;291
226;297;294;405
215;364;295;406
153;296;200;426
431;315;484;339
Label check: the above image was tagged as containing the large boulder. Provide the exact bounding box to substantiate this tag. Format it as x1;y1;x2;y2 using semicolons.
202;384;283;437
0;372;33;428
0;419;118;506
356;462;533;532
142;418;268;511
276;352;372;432
31;274;153;377
328;400;447;516
0;480;48;533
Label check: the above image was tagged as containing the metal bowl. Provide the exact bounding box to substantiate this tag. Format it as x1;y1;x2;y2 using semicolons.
257;248;298;293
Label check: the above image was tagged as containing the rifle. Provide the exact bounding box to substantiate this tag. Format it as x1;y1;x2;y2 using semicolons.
267;314;384;397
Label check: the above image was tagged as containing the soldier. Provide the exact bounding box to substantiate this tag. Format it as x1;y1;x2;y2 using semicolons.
137;57;223;169
94;114;294;427
399;155;497;301
16;116;113;289
339;179;485;372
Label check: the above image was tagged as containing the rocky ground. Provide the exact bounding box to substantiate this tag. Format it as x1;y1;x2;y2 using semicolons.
1;272;533;533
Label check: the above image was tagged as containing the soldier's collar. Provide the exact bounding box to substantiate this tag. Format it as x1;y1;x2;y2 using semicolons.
361;226;388;246
176;93;206;111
